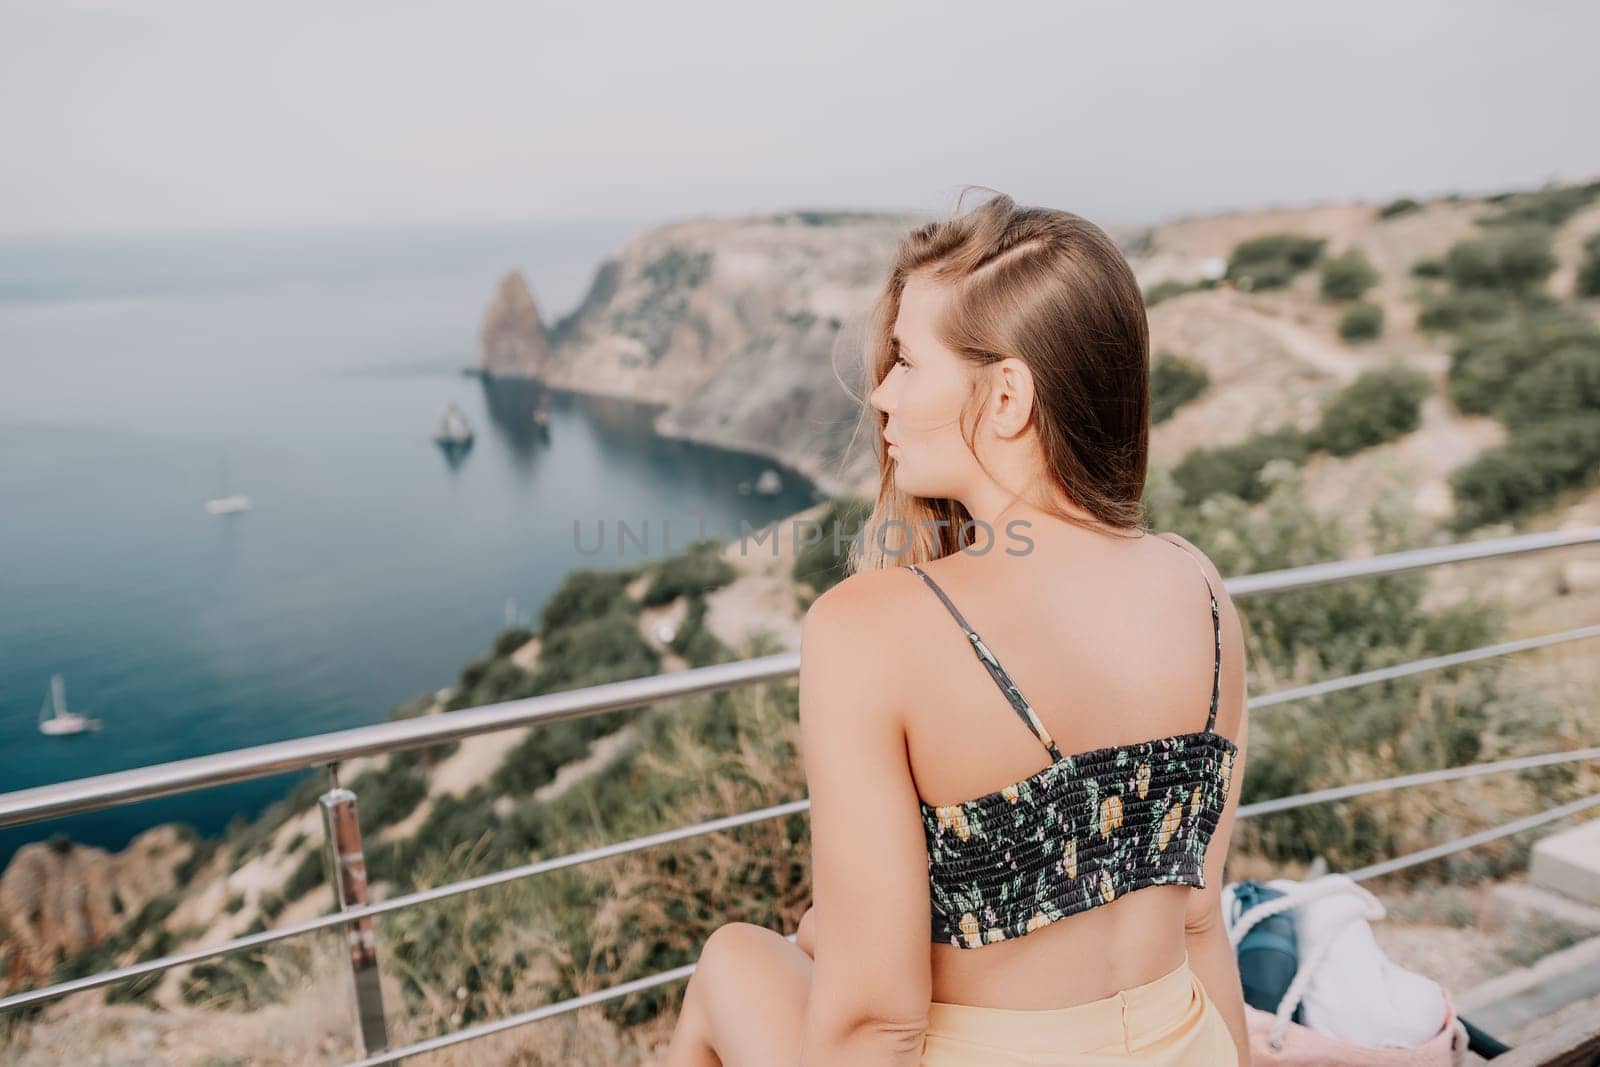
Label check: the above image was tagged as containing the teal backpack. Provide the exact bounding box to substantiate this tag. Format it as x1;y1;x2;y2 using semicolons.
1228;879;1305;1025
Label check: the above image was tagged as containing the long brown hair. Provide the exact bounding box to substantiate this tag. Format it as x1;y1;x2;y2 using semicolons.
848;188;1151;572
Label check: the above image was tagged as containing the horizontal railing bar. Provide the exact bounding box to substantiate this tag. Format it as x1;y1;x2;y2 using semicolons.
0;653;801;829
1345;791;1600;881
3;527;1593;830
1223;526;1600;598
0;799;812;1014
343;959;705;1067
1247;623;1600;709
1239;745;1600;816
341;790;1600;1066
10;732;1597;1016
346;931;799;1067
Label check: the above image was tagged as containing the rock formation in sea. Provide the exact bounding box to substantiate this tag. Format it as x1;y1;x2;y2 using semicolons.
480;270;555;377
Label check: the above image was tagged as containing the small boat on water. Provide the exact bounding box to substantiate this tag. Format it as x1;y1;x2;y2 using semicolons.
206;495;253;515
531;397;550;429
754;468;782;495
434;401;475;449
38;674;101;736
205;455;252;515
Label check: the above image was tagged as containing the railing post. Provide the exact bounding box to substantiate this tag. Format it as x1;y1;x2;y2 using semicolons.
320;765;389;1057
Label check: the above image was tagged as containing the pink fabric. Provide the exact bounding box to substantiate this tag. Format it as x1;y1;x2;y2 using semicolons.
1244;997;1470;1066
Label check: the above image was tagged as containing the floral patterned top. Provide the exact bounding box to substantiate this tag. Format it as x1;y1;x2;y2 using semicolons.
908;539;1239;950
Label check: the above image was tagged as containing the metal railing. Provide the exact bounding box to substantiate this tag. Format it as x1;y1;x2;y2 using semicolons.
1;526;1597;1065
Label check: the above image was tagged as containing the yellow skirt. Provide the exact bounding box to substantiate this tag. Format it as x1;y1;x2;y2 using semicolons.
920;949;1239;1066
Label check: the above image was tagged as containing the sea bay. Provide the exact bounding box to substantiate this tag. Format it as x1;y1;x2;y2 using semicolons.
0;222;819;864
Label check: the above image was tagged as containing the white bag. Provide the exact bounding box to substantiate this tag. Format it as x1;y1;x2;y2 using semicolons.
1224;874;1457;1054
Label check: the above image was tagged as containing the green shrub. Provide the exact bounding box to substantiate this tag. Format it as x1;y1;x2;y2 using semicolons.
1150;349;1210;422
348;761;429;832
1226;233;1327;291
1442;226;1557;293
1171;427;1313;504
1449;414;1600;530
130;893;179;934
456;656;535;709
539;568;636;633
1410;257;1445;279
375;786;517;880
1144;279;1195;306
1446;307;1600;417
224;893;245;915
1576;233;1600;299
668;595;731;668
493;627;535;658
52;936;129;984
535;609;659;690
1417;289;1515;333
1338;301;1384;342
1478;182;1600;229
471;601;658;800
640;247;712;290
105;968;163;1005
1320;249;1379;301
258;892;285;921
641;539;736;607
455;652;496;696
389;692;437;720
491;722;604;799
281;848;325;902
1378;197;1421;219
791;495;873;596
221;772;326;873
172;836;218;887
1500;344;1600;427
179;937;310;1011
1311;364;1431;455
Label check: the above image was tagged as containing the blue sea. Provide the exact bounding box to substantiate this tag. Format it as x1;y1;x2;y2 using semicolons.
0;222;820;866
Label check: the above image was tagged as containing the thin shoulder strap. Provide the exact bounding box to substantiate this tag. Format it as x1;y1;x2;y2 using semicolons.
1156;535;1222;733
905;564;1065;762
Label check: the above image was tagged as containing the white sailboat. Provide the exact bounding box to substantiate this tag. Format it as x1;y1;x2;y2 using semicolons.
38;674;101;736
205;454;253;515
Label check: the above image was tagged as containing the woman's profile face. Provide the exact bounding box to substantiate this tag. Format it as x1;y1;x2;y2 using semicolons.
868;273;979;499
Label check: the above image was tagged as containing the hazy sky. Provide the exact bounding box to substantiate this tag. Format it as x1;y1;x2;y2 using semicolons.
2;0;1596;235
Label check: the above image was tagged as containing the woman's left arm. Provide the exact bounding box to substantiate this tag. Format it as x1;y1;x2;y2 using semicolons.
797;575;932;1066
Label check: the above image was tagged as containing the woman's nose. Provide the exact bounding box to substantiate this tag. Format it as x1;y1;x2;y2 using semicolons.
869;374;893;414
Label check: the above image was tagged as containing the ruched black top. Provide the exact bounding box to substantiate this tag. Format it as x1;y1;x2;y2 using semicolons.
910;537;1238;949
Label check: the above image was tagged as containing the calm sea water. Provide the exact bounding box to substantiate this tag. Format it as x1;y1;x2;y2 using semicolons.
0;223;820;866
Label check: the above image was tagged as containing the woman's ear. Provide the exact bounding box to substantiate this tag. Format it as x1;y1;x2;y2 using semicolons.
990;357;1035;439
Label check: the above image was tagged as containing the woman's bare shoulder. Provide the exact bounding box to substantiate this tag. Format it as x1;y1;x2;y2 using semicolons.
798;568;923;731
1151;529;1227;596
803;566;919;627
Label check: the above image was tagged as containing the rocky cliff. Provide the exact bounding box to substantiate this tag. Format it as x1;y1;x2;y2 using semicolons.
480;191;1600;526
0;826;191;990
479;210;928;495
